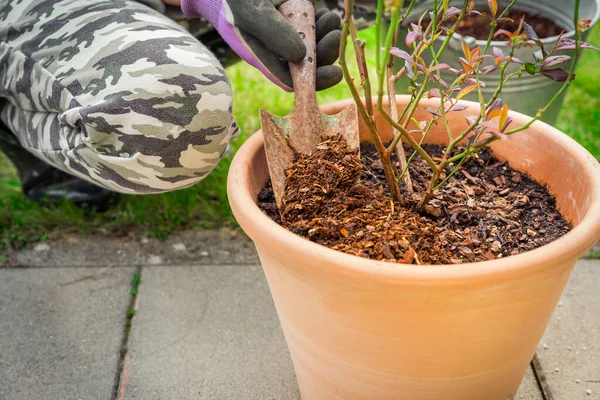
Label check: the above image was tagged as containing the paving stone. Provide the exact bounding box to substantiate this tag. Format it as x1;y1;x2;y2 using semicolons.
537;260;600;400
517;367;543;400
119;265;299;400
5;229;259;268
121;264;542;399
0;267;134;400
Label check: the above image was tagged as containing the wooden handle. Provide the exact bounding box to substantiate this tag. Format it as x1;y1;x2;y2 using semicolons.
280;0;323;154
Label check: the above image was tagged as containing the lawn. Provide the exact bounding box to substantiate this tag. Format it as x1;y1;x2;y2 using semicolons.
1;24;599;258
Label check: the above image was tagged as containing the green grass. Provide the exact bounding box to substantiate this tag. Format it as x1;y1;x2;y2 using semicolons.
1;25;599;256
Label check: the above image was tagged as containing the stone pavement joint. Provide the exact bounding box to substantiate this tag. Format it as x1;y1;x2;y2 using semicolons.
531;354;553;400
113;266;142;400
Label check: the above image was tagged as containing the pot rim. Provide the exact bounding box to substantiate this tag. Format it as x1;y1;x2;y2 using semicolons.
405;0;600;48
228;96;600;283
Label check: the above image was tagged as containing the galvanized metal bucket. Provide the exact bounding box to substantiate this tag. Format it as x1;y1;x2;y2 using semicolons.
394;0;600;125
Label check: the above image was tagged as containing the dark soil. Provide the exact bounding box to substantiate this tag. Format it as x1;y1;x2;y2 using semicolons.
419;8;566;41
258;135;571;265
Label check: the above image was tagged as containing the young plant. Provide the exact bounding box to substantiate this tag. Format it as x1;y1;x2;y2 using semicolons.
339;0;598;212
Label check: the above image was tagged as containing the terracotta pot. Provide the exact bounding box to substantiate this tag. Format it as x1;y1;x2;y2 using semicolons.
227;96;600;400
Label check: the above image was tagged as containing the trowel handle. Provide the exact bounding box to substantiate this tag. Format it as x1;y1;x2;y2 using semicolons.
280;0;319;111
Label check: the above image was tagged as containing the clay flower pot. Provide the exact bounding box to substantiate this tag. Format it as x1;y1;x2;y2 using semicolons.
227;96;600;400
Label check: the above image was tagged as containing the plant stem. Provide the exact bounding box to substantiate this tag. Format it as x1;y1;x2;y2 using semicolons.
388;60;414;192
340;0;403;201
375;0;384;72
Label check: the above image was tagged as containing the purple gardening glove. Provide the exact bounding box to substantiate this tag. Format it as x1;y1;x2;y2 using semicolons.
182;0;343;91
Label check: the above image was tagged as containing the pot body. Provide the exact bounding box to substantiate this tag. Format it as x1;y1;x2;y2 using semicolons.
395;0;600;126
227;97;600;400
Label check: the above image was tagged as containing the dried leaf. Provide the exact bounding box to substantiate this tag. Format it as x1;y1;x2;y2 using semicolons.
340;227;349;238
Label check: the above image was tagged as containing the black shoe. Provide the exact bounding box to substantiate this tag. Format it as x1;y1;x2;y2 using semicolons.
0;124;119;212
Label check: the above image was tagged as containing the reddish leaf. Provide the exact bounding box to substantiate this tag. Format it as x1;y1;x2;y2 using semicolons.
432;75;449;88
449;104;469;112
405;61;415;80
541;68;572;82
482;64;499;74
444;6;462;19
542;55;572;69
555;38;600;51
523;21;543;48
465;115;478;126
579;18;592;31
429;63;451;72
428;88;441;99
406;31;420;47
465;78;485;87
510;57;523;64
424;107;441;117
449;68;463;76
501;116;514;133
493;29;512;39
389;47;413;63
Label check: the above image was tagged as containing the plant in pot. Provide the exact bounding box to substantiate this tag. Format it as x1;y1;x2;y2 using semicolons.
227;0;600;398
392;0;600;125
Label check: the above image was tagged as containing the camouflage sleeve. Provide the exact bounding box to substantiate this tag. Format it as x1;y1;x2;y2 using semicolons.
0;0;238;194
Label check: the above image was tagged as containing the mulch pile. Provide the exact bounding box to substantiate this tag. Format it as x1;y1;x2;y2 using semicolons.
258;134;571;265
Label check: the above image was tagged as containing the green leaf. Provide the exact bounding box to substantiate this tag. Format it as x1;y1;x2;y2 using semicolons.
524;62;537;75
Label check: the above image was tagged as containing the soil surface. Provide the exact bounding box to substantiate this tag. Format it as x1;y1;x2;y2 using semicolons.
258;135;571;265
419;8;566;41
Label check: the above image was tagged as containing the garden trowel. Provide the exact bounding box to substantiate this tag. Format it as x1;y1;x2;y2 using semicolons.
259;0;360;210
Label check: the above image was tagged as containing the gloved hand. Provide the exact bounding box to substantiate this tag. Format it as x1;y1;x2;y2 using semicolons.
181;0;343;91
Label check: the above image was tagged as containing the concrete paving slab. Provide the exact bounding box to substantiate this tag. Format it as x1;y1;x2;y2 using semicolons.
0;267;134;400
120;265;299;399
537;259;600;400
121;264;542;399
5;229;259;268
517;367;543;400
